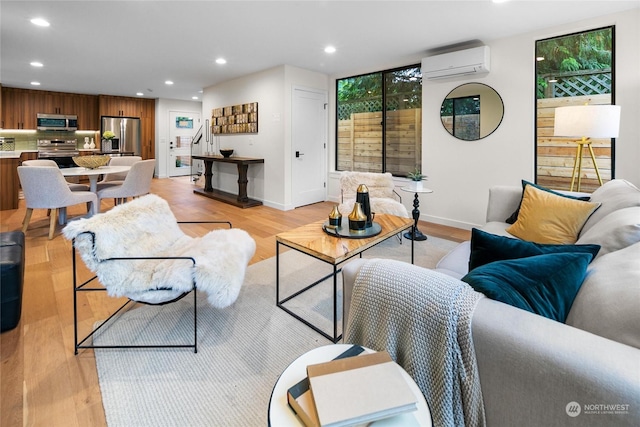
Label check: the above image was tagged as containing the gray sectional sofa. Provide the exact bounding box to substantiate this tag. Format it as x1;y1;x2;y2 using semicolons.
342;179;640;426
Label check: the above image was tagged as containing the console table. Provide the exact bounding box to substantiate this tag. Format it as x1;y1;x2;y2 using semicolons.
191;155;264;208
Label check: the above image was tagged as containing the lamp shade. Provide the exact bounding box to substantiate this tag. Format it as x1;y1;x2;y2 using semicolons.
553;105;621;138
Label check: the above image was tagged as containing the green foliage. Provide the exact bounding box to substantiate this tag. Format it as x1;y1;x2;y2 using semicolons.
560;57;581;72
407;167;425;181
536;27;612;98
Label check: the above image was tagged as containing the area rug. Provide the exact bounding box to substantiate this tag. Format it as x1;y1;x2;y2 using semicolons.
94;235;458;426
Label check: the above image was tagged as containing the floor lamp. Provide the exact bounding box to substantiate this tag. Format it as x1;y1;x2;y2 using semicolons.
553;104;621;192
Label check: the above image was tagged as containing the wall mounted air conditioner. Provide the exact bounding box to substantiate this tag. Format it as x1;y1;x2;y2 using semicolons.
422;46;490;80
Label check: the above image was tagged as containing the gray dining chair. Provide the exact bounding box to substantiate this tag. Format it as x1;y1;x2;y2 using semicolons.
17;166;98;239
96;156;142;190
96;159;156;210
22;159;90;191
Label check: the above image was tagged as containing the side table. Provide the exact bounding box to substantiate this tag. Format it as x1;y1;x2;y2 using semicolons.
401;185;433;241
268;344;432;426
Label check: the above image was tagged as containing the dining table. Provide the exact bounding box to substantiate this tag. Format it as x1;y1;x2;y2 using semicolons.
61;165;131;193
58;165;131;223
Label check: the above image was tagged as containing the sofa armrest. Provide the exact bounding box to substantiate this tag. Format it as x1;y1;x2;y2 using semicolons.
485;186;522;223
473;298;640;426
342;258;368;338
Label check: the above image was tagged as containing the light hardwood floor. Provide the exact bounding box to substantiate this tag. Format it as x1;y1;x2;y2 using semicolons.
0;176;469;426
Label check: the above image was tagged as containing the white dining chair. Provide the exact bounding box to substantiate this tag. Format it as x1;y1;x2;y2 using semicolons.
96;156;142;190
96;159;156;210
22;159;90;191
17;166;98;239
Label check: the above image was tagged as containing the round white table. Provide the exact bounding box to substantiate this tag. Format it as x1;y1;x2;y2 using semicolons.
401;184;433;241
268;344;432;426
61;165;131;193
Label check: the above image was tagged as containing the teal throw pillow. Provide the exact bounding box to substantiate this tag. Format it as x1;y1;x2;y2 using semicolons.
505;180;591;224
461;252;592;322
469;228;600;271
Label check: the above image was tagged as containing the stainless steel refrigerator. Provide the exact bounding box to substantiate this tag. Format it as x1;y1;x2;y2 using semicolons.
101;116;141;155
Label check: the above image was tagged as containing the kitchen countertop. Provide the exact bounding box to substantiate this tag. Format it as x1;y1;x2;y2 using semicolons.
0;150;38;159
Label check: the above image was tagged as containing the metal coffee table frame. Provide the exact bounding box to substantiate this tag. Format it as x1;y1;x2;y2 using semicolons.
276;216;414;343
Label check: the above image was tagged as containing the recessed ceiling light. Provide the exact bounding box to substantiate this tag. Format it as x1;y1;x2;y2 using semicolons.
192;96;199;100
30;18;50;27
30;61;44;67
136;92;144;96
165;80;174;85
215;58;227;65
324;46;336;54
30;81;41;86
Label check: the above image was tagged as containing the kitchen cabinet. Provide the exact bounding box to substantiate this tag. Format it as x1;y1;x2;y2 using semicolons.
0;157;20;210
1;87;37;130
98;95;150;118
1;87;99;130
37;91;99;130
75;95;99;130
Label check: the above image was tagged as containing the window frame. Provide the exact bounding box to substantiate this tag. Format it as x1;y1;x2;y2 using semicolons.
534;25;616;190
335;63;422;176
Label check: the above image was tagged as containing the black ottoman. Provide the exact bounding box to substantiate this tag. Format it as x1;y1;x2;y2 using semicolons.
1;231;25;332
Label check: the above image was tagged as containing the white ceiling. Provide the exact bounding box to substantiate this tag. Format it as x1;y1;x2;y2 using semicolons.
2;1;638;101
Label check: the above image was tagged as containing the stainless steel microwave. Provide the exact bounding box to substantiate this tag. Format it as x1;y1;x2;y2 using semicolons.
36;113;78;131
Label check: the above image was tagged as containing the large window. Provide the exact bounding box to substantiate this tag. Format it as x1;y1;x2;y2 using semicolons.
535;26;614;192
336;65;422;176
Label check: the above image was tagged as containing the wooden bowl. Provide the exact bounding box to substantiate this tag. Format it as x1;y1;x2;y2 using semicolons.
220;149;234;158
73;155;110;169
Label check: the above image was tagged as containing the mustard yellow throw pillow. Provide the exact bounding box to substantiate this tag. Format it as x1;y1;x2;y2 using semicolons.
506;184;600;244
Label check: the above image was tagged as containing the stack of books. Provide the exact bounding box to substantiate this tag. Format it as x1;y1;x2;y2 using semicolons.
287;346;419;427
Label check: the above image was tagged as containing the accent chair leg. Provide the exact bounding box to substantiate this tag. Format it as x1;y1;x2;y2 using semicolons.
49;208;58;240
22;208;33;233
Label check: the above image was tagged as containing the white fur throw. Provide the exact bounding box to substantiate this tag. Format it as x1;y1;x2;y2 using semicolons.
62;194;256;307
340;171;396;200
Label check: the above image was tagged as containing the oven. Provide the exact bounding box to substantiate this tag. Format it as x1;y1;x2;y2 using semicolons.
37;139;79;168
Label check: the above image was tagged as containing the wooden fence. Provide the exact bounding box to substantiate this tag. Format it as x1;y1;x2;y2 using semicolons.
337;109;421;175
536;93;612;192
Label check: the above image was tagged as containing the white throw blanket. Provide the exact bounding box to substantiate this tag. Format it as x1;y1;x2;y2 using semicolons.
345;259;486;427
63;194;255;307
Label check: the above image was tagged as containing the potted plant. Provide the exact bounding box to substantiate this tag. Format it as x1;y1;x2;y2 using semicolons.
407;167;426;190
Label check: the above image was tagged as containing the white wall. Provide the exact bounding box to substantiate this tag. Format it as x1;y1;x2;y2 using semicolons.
201;65;329;209
155;98;202;178
327;9;640;230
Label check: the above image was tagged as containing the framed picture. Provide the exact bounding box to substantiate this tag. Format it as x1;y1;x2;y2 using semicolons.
176;116;193;129
211;102;258;134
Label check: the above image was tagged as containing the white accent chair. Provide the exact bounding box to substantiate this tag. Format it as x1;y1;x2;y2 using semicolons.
63;194;256;353
96;159;155;210
22;159;90;191
338;171;409;243
17;166;98;239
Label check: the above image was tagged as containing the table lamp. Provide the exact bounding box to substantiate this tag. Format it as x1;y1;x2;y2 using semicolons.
553;104;621;192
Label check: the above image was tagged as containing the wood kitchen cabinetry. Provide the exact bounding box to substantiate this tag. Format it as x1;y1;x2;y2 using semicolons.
1;87;99;130
1;87;37;129
0;157;20;210
99;95;151;118
99;95;155;159
40;92;99;130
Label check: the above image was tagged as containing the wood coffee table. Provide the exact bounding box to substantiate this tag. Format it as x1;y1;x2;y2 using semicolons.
276;214;414;342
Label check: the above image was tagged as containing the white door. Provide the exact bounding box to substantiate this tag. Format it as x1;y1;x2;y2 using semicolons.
169;111;201;177
292;87;327;207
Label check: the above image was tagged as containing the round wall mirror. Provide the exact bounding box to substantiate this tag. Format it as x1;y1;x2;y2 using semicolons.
440;82;504;141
